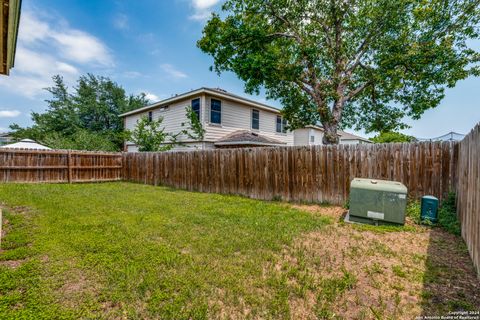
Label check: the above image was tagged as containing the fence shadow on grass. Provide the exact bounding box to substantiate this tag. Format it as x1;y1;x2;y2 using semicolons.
421;228;480;316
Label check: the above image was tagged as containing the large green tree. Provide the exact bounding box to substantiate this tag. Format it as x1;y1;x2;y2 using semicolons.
198;0;480;144
10;74;148;151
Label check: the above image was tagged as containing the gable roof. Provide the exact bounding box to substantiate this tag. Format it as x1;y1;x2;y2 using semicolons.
338;131;372;143
119;87;282;117
215;130;286;146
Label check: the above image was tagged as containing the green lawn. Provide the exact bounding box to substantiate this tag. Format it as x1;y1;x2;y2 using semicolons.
1;183;478;319
0;183;330;319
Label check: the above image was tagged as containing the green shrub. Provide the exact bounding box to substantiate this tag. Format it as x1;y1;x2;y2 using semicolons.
438;192;461;236
407;193;461;236
406;200;421;224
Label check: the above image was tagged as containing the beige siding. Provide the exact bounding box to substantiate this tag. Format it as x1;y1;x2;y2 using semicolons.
310;128;324;145
294;128;325;146
203;94;293;145
124;95;204;146
340;139;363;145
294;129;310;146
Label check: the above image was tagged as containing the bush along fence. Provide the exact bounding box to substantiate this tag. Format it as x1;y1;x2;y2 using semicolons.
0;148;123;183
456;123;480;276
122;142;458;205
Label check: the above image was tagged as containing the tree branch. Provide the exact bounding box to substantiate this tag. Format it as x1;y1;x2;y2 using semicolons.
344;82;371;102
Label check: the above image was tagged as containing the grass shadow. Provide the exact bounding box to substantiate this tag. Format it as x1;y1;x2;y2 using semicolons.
421;228;480;316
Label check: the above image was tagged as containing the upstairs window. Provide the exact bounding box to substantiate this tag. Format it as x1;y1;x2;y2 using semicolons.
276;116;287;133
310;135;315;143
158;105;169;112
252;109;259;130
210;99;221;124
191;98;200;121
148;111;153;122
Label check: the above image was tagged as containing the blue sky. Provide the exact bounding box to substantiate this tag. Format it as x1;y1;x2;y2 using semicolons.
0;0;479;139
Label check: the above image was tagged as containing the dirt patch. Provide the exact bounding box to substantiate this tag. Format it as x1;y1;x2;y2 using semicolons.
0;259;25;269
266;205;479;319
291;204;346;221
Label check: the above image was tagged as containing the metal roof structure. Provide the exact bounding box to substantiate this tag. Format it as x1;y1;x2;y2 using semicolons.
417;132;465;142
0;139;51;150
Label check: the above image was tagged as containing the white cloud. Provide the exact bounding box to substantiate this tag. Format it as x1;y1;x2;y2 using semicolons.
160;64;188;79
0;110;21;118
192;0;221;10
19;11;113;67
145;93;160;102
113;13;129;30
0;10;112;98
190;0;221;21
19;11;50;44
0;47;79;97
51;30;113;66
15;48;78;76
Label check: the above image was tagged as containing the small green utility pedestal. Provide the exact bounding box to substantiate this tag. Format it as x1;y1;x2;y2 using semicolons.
421;195;439;223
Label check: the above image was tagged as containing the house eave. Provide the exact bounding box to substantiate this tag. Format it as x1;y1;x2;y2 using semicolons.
1;0;21;76
214;141;286;147
119;88;282;117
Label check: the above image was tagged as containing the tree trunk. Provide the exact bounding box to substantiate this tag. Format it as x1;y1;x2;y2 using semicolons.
322;123;340;144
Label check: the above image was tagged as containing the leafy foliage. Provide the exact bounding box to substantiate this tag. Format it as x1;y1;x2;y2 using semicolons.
406;193;461;235
438;192;461;236
41;130;120;152
10;74;148;151
182;106;206;141
129;116;175;152
370;131;416;143
198;0;480;143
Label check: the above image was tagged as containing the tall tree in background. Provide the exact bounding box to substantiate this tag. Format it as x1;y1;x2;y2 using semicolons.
198;0;480;144
10;74;148;151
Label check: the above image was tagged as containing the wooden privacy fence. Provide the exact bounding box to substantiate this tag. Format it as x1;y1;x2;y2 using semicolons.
123;141;458;205
0;149;123;183
456;124;480;276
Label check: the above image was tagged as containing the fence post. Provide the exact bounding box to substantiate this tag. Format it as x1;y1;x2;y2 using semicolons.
0;209;2;249
67;150;72;183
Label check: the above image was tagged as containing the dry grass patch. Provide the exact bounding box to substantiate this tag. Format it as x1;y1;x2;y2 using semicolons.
265;204;480;319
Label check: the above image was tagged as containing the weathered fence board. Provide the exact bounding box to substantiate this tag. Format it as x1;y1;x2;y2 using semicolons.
123;142;458;205
0;149;123;183
456;124;480;276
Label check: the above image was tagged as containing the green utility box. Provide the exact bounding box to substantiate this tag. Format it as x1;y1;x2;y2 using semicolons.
347;178;408;225
421;195;439;223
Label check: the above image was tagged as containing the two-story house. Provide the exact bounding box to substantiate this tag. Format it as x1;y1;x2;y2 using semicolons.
120;87;293;152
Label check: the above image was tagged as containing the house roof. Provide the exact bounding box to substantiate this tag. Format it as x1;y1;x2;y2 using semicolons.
214;130;286;146
1;0;22;75
338;131;372;143
0;139;51;150
119;87;282;117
